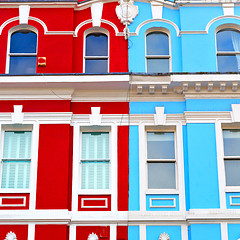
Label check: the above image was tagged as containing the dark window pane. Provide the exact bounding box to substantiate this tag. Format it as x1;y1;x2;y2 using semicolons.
217;55;239;72
9;56;36;74
147;132;175;159
86;33;108;56
10;31;37;53
217;30;240;52
225;160;240;186
85;59;108;73
223;130;240;156
148;162;176;189
146;32;169;55
147;58;169;73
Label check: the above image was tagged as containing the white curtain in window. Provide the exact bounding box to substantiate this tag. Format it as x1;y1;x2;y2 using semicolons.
231;31;240;71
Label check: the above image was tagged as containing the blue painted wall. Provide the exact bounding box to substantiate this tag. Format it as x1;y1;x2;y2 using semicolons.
128;226;139;240
129;125;140;211
226;192;240;209
187;124;220;209
189;224;221;240
228;224;240;240
146;226;181;240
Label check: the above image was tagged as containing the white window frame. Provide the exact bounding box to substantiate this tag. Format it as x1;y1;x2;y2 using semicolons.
145;27;171;73
5;25;38;74
71;121;118;212
215;24;240;72
83;27;109;73
146;129;177;192
79;126;111;194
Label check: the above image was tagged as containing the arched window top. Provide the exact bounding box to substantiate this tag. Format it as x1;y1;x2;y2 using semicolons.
217;29;240;52
10;30;37;54
85;33;108;57
146;32;169;56
216;28;240;72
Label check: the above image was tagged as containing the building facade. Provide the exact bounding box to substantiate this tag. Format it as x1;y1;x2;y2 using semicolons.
0;0;239;239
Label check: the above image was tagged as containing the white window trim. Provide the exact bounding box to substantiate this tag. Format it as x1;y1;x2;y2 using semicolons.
139;120;185;213
0;121;39;211
215;24;240;72
5;25;38;74
145;27;172;73
83;27;109;73
71;122;117;212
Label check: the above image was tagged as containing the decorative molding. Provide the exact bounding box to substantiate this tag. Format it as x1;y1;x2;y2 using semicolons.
5;232;17;240
116;0;138;39
89;107;102;125
0;196;26;207
91;2;103;27
231;104;240;122
154;107;166;125
11;105;24;124
151;1;163;19
159;232;170;240
230;196;240;206
19;5;30;24
222;3;234;16
87;233;99;240
81;198;108;208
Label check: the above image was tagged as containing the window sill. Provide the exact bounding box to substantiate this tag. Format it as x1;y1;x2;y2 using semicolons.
78;189;111;195
146;189;179;195
225;187;240;192
0;189;30;194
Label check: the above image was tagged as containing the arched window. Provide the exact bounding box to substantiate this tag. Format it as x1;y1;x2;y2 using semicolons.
216;29;240;72
85;32;108;73
8;29;37;75
146;31;170;73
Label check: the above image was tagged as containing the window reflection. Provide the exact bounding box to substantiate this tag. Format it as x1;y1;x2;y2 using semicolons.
216;29;240;72
85;33;108;73
9;30;37;75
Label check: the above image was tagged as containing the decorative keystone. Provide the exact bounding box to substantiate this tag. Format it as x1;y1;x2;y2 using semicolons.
87;233;99;240
159;232;170;240
5;232;17;240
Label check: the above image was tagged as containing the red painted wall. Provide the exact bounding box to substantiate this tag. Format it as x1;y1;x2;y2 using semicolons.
0;225;28;240
68;126;73;211
78;195;111;211
0;100;70;112
36;124;70;209
77;226;110;240
118;126;129;211
71;102;129;114
117;226;128;240
35;225;69;240
0;193;29;210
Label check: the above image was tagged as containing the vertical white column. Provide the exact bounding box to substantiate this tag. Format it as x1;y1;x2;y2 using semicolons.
69;225;76;240
140;224;146;240
110;224;117;240
29;122;39;211
177;122;186;213
139;122;146;212
215;119;226;209
181;224;188;240
221;222;228;240
72;123;80;212
111;123;118;212
28;223;35;240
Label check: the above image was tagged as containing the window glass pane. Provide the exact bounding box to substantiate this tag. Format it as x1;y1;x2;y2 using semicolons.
9;56;37;75
146;32;169;55
217;30;240;52
217;55;239;72
225;160;240;186
223;130;240;156
3;131;32;159
82;132;109;160
1;160;30;188
85;59;108;73
10;31;37;53
147;58;169;73
86;33;108;56
148;162;176;189
147;132;175;159
81;161;109;189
